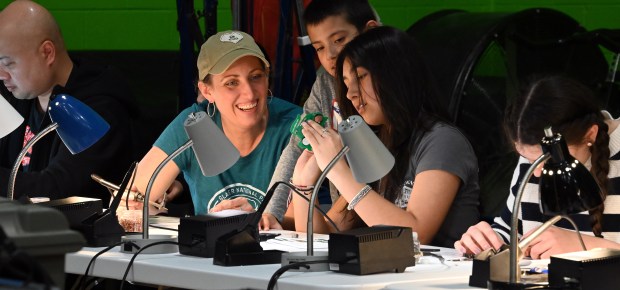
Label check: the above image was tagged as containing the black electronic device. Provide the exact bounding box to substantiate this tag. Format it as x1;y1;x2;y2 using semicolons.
76;163;137;247
328;225;416;275
213;225;283;266
549;248;620;290
38;196;124;247
178;212;257;258
45;164;135;247
38;197;102;229
76;207;125;247
0;198;84;289
30;196;124;247
211;182;293;265
179;182;289;265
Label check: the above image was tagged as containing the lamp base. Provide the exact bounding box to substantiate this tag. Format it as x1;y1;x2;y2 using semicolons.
281;251;330;272
120;234;178;254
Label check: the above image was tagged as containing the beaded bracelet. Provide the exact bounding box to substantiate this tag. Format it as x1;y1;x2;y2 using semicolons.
347;185;372;210
289;179;315;195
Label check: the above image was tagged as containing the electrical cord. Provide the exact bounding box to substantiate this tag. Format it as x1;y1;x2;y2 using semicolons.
101;161;137;213
266;260;330;290
79;241;139;290
148;224;179;232
119;241;180;290
124;161;138;211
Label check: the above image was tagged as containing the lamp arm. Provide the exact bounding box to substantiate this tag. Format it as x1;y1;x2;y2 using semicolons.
517;215;562;249
143;139;193;239
307;145;350;256
7;122;59;200
509;152;550;283
518;215;587;252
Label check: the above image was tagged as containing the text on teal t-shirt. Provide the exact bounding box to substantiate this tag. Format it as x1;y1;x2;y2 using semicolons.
154;97;301;215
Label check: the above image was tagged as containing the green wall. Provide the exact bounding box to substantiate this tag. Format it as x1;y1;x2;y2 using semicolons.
0;0;618;51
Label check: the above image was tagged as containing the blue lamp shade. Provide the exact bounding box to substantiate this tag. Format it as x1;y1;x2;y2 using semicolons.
48;94;110;154
539;132;604;215
0;95;24;138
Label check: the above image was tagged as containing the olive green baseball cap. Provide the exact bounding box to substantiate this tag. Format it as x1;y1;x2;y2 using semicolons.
197;30;270;80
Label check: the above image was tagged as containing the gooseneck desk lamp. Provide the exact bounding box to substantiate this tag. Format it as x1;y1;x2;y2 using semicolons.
282;115;395;271
121;111;240;254
480;127;603;289
0;95;24;138
7;94;110;201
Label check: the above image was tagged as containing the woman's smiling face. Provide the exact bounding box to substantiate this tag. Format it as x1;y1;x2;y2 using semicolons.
199;55;269;130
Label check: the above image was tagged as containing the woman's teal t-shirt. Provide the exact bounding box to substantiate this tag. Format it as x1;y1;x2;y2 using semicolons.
154;97;301;215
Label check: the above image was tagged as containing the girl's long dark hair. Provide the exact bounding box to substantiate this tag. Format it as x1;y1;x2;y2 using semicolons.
504;75;610;237
335;26;449;203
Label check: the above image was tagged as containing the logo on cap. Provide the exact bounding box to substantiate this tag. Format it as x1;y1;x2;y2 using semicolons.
220;32;243;44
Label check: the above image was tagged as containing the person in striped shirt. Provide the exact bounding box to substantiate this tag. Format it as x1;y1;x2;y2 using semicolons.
454;75;620;259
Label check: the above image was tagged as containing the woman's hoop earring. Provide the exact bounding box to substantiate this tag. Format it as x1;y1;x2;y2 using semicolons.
267;89;274;104
206;101;216;117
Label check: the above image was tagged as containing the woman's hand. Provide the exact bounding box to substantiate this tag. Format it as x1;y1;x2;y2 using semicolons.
117;185;154;210
522;226;584;259
210;197;255;212
116;186;167;215
118;197;144;211
454;221;505;255
165;180;184;201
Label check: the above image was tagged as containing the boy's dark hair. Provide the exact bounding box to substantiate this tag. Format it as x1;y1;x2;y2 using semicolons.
303;0;378;32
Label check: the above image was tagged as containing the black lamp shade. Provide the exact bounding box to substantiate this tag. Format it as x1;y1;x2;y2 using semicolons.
539;133;603;215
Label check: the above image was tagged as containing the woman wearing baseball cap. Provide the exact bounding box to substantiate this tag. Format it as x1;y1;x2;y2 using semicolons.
133;30;301;215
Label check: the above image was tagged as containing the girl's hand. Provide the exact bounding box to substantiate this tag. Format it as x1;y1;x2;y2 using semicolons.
454;221;505;255
291;149;321;186
300;120;344;171
259;213;283;230
522;226;584;259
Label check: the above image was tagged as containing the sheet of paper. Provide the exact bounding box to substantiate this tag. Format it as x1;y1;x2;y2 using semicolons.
260;231;329;252
148;215;180;231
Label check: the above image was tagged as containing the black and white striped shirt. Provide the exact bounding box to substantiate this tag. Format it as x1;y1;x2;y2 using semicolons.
492;121;620;244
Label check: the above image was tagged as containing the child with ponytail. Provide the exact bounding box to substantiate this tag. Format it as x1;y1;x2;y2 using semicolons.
455;75;620;258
